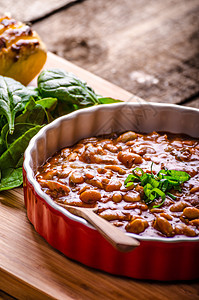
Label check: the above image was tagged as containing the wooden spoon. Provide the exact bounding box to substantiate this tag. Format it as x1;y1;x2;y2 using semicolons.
59;203;140;252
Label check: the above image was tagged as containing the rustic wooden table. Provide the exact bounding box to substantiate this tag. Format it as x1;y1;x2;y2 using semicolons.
0;1;199;299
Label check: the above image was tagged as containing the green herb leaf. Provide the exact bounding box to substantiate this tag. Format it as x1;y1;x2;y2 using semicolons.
165;169;191;183
167;192;177;200
124;164;191;208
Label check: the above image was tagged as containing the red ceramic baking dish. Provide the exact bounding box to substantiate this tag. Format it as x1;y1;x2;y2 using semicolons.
23;102;199;281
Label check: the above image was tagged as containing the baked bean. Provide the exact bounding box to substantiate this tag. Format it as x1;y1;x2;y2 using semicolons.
37;130;199;238
68;152;78;161
105;165;126;175
69;163;83;168
154;217;174;237
139;203;148;211
105;179;122;192
160;213;173;221
175;223;196;237
124;203;148;211
117;151;142;167
190;219;199;227
84;172;94;179
40;170;57;180
94;155;117;165
69;172;84;184
123;203;137;210
190;186;199;193
80;190;101;204
73;145;84;154
86;179;103;189
99;209;127;221
150;208;164;213
96;145;106;155
140;146;156;155
157;134;168;143
97;167;107;174
126;141;135;146
81;137;98;144
170;201;189;212
112;221;124;227
123;192;141;202
183;140;195;146
144;157;151;161
104;143;118;153
117;131;137;143
112;192;123;203
123;184;136;191
180;215;189;224
78;185;90;194
39;180;70;194
59;168;71;178
135;184;144;198
183;207;199;219
106;171;113;179
125;218;148;234
84;142;94;149
61;148;70;158
101;178;109;185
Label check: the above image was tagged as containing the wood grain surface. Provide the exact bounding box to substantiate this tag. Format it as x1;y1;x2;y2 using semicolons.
0;0;198;106
0;0;199;298
0;0;77;23
0;53;199;300
32;0;199;106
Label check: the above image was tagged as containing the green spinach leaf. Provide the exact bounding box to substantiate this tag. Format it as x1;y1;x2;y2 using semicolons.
2;123;39;148
0;76;39;134
35;97;58;122
38;69;100;108
15;98;46;125
0;69;123;192
16;97;58;125
0;125;42;170
0;115;7;131
36;97;57;110
98;97;122;104
0;167;23;191
0;136;6;156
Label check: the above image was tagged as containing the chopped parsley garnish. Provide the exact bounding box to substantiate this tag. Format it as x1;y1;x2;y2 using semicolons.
124;164;191;208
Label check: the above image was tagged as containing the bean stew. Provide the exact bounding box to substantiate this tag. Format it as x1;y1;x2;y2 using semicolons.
36;131;199;238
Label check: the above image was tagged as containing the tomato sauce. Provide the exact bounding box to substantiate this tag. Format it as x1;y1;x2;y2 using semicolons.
36;131;199;238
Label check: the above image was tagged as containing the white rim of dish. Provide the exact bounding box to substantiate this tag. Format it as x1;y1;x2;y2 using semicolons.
24;102;199;243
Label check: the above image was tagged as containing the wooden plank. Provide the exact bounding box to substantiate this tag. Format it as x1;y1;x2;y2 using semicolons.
0;53;199;300
184;97;199;109
41;52;140;102
0;291;15;300
33;0;199;105
0;0;77;23
1;188;199;300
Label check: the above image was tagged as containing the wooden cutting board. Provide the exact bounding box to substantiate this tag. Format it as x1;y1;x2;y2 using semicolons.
0;53;198;300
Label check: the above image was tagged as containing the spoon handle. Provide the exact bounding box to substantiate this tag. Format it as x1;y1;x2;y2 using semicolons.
64;205;140;252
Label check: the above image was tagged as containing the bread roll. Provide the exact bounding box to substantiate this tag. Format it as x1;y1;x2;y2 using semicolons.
0;15;47;85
